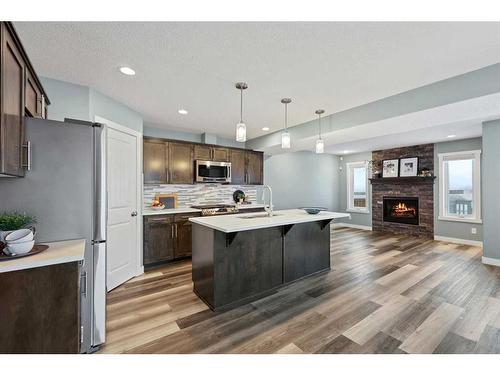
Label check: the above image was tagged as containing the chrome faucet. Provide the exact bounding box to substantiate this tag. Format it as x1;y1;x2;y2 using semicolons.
262;185;274;217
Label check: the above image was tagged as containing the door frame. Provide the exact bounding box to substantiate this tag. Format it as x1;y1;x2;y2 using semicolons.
95;116;144;278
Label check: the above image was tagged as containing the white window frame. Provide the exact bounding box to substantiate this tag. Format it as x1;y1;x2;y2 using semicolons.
346;161;370;214
438;150;482;224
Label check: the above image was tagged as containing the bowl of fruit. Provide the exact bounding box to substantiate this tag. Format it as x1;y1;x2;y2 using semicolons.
151;200;165;210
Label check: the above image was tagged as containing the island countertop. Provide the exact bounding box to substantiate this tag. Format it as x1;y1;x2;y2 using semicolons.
189;209;350;233
0;239;85;273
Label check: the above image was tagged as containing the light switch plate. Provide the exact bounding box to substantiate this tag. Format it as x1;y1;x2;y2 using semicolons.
471;227;477;235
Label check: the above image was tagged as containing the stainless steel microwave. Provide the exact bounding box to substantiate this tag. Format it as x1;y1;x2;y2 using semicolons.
195;160;231;183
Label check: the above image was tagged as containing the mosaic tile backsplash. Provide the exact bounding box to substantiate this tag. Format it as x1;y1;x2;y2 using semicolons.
144;184;261;208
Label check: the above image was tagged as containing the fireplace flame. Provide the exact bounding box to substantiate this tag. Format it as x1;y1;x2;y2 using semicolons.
392;202;416;217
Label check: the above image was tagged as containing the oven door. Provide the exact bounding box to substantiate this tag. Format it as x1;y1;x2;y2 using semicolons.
196;160;231;183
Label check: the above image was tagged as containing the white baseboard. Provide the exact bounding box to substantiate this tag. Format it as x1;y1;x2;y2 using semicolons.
482;256;500;267
333;223;372;231
434;235;483;247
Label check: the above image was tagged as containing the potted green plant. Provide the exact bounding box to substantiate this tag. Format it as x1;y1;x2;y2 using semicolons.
0;212;37;242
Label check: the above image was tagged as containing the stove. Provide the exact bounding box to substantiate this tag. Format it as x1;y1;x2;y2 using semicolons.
191;204;239;216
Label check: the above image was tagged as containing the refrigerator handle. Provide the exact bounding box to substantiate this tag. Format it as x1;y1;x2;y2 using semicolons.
22;141;32;171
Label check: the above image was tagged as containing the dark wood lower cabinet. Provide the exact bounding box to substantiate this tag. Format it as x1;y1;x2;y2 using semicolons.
0;262;80;353
143;216;175;265
143;212;201;268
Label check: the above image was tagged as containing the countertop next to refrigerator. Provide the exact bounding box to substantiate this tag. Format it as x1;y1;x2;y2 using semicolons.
0;239;85;273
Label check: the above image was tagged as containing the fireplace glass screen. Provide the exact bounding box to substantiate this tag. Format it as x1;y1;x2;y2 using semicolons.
383;197;419;225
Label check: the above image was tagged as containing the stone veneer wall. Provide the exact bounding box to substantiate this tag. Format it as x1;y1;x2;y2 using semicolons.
143;184;259;209
371;144;435;238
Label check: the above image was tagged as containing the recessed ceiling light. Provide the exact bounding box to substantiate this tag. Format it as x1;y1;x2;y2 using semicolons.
262;127;270;131
119;66;136;76
178;109;188;115
447;134;456;138
342;150;350;154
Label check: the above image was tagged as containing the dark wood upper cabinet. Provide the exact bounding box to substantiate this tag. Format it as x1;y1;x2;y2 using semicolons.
143;137;263;185
212;147;229;162
168;142;193;184
0;22;49;178
193;145;229;162
143;139;168;184
230;149;247;185
1;24;25;177
246;151;264;185
193;145;212;160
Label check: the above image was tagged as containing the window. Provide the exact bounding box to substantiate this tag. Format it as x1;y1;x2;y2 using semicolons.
438;150;481;223
347;161;369;213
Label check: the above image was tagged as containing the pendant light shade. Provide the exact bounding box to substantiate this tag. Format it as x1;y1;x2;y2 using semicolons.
315;139;324;154
281;98;292;149
235;82;248;142
315;109;325;154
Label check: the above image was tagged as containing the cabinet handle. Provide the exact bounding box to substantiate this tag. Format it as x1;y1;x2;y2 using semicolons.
22;141;32;171
175;224;178;238
171;225;174;239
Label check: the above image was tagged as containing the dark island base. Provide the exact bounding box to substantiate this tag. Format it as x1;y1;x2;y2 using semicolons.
191;219;332;311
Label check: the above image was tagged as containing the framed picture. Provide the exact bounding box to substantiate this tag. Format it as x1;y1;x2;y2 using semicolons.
399;157;419;177
382;159;399;178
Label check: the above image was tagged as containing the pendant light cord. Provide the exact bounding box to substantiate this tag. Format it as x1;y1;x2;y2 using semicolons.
240;88;243;123
284;103;288;131
318;113;322;139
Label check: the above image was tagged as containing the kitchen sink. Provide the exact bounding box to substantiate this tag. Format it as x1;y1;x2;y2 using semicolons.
238;213;283;219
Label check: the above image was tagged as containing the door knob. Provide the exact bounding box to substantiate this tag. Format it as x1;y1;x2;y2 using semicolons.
131;211;138;217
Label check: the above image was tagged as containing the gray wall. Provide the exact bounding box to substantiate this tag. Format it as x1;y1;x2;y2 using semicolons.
40;77;143;132
40;77;90;122
261;151;340;211
337;152;373;227
482;121;500;260
434;138;483;242
144;123;244;148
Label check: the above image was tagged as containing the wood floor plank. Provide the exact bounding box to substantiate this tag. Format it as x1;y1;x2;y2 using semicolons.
103;228;497;354
399;302;463;354
343;294;413;345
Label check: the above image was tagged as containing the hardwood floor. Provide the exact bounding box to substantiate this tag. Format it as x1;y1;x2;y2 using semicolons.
102;227;500;354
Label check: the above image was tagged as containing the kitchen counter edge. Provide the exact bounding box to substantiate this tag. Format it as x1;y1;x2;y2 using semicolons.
0;239;85;273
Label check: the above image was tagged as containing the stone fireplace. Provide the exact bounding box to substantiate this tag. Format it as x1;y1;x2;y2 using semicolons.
383;197;419;226
371;144;435;238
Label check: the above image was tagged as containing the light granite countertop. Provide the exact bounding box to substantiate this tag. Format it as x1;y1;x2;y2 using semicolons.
0;239;85;273
189;209;351;233
142;203;267;216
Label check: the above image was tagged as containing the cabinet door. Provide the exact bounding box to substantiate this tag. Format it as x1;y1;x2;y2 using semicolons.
174;213;200;258
1;24;26;177
212;147;229;162
143;140;168;184
230;149;246;185
193;145;211;160
143;217;174;265
246;151;263;185
25;69;42;118
168;142;193;184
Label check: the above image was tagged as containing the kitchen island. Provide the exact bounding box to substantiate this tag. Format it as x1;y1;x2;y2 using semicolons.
189;209;350;310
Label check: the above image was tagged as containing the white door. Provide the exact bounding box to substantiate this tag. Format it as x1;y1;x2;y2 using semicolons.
106;125;139;291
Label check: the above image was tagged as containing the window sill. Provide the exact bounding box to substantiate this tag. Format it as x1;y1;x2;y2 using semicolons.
438;216;483;224
347;208;370;214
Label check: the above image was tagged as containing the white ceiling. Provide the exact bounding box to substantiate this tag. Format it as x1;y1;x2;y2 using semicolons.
15;22;500;141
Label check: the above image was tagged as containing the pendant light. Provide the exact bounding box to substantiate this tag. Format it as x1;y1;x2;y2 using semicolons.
315;109;325;154
235;82;248;142
281;98;292;149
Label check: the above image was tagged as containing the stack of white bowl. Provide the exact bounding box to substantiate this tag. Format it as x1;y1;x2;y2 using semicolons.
3;229;35;256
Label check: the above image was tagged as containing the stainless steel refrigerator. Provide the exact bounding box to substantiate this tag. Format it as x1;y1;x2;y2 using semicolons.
0;117;106;353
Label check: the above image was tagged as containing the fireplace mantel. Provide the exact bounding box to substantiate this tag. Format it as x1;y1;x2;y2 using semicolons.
369;176;436;185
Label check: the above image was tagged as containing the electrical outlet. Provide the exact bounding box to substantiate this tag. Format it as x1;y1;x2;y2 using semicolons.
471;227;477;235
